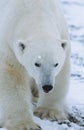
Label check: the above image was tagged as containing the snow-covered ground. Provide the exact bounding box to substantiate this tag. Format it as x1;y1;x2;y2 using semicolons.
0;0;84;130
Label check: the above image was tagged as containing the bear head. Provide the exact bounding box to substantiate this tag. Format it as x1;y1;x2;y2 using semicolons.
13;38;68;93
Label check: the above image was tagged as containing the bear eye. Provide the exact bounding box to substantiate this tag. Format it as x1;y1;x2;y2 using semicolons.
61;42;66;50
54;63;59;67
35;63;41;67
19;42;25;51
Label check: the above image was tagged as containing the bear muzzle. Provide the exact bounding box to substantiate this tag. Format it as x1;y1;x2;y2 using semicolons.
42;85;53;93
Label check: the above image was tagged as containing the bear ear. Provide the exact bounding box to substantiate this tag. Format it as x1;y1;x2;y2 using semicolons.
61;40;67;50
18;41;26;52
13;40;26;64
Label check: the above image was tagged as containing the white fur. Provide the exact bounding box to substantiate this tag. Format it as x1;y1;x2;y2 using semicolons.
0;0;71;129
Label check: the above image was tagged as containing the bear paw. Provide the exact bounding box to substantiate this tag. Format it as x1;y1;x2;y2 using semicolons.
34;107;67;121
6;122;41;130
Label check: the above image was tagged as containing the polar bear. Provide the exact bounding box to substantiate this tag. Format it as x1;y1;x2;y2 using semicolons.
0;0;71;129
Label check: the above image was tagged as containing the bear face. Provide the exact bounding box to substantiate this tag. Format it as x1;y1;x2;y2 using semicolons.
13;38;68;93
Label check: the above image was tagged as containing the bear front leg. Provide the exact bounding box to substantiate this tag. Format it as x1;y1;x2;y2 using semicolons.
0;69;41;130
34;91;68;121
0;91;41;130
0;89;41;130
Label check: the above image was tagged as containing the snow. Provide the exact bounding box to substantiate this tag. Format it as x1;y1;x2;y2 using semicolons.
0;0;84;130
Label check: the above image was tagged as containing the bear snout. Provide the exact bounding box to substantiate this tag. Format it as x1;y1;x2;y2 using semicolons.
42;85;53;93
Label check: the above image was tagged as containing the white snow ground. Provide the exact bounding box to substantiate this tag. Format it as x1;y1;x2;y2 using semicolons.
0;0;84;130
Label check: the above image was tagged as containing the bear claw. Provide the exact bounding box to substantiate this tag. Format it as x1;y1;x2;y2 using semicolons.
30;126;42;130
30;124;42;130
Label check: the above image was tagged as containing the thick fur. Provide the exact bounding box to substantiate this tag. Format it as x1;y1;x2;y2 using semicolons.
0;0;71;129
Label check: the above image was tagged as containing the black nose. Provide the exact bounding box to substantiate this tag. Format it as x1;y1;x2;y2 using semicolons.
42;85;53;93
